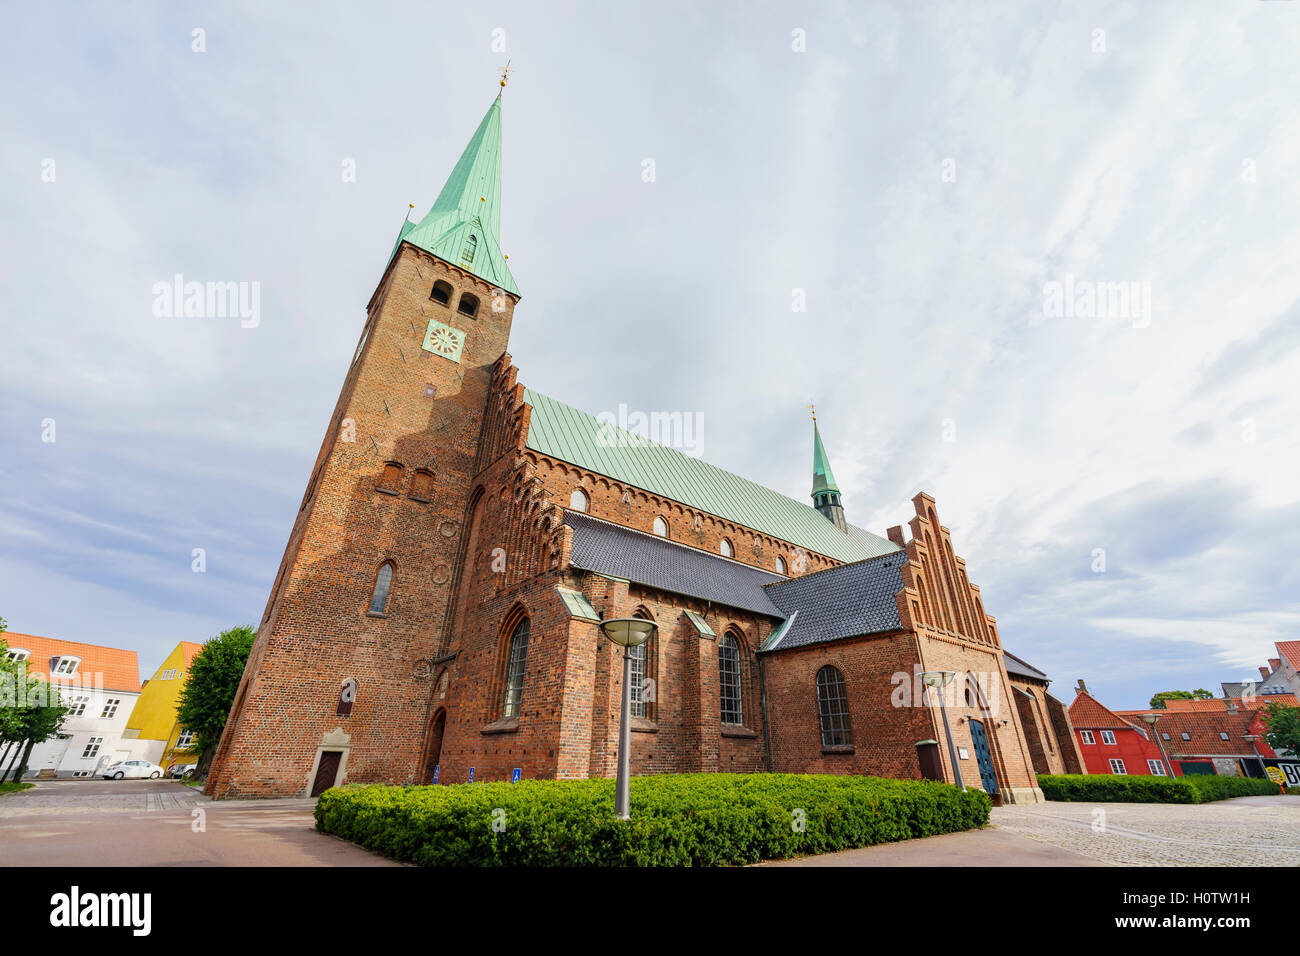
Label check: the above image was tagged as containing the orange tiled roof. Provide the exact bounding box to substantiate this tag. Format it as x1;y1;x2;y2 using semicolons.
2;631;140;693
180;641;204;667
1162;697;1231;713
1069;690;1147;732
1238;693;1299;709
1155;710;1269;757
1277;641;1300;672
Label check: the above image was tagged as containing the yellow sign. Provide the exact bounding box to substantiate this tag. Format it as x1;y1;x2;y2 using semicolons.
1266;766;1285;785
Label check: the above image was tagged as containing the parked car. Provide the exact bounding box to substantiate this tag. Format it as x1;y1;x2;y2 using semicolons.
169;763;197;779
100;760;165;780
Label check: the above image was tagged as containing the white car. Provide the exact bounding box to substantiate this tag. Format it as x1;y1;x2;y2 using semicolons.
100;760;165;780
169;763;197;779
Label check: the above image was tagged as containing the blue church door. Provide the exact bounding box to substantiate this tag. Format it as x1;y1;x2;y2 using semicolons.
968;719;999;794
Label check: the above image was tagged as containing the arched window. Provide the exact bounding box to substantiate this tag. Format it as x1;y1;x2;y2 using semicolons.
436;669;449;700
377;462;403;495
409;469;434;501
430;280;452;305
629;608;655;719
775;555;787;575
462;233;478;264
718;633;743;725
369;563;394;614
816;666;853;748
502;616;530;719
569;488;589;512
653;516;669;538
457;292;479;317
719;537;734;558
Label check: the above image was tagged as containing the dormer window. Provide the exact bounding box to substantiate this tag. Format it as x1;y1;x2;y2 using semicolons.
430;280;453;306
457;292;479;318
3;648;29;663
461;234;477;264
52;656;81;677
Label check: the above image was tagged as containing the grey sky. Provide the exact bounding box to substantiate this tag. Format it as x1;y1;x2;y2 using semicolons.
2;1;1298;708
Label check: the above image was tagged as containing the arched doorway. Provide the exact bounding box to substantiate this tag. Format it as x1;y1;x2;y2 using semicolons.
422;709;446;784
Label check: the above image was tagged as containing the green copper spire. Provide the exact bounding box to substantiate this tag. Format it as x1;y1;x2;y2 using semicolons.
811;423;840;496
809;411;847;532
396;92;519;296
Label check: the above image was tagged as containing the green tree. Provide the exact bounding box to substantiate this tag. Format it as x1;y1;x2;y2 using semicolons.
1;621;70;783
1262;702;1300;757
176;625;255;776
1149;689;1214;709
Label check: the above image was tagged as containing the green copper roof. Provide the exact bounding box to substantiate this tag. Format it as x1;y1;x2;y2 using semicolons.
811;424;840;496
395;94;519;296
523;389;900;563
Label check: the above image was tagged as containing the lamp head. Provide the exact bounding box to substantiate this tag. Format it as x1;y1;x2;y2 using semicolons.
920;670;956;689
599;618;657;648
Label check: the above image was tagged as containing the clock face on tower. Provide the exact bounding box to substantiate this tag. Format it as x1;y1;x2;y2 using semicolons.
421;319;466;363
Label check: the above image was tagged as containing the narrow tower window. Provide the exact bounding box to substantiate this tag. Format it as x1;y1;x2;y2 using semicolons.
457;292;479;317
369;563;394;614
430;280;452;305
462;233;478;264
377;462;403;495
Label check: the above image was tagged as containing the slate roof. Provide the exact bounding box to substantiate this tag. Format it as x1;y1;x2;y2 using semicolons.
564;511;784;616
1003;651;1049;683
527;389;902;564
760;553;907;651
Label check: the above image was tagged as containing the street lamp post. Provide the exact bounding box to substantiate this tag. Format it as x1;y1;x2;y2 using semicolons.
920;671;965;791
598;617;657;820
1140;713;1174;777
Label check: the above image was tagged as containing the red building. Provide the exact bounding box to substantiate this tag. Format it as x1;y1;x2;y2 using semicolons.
1068;682;1172;777
1116;705;1277;777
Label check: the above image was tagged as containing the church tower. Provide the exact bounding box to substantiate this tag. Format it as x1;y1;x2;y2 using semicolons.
810;416;847;532
206;87;522;799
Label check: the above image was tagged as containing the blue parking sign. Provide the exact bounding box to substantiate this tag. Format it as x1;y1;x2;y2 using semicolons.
511;767;522;783
468;766;475;783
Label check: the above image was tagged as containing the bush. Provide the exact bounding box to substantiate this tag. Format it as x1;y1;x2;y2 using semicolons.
1038;773;1281;803
315;773;991;866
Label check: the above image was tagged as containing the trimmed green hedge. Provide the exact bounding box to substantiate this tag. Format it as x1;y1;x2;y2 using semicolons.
315;773;991;866
1037;773;1281;803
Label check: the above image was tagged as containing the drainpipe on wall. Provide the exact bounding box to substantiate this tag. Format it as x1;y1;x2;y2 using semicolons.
758;654;773;772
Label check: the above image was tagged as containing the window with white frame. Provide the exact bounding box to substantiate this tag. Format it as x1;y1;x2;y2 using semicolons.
1108;758;1127;774
1101;730;1117;745
176;729;194;748
100;698;121;719
67;696;89;717
1147;759;1167;776
4;648;29;662
81;737;103;759
1080;730;1095;744
52;656;81;676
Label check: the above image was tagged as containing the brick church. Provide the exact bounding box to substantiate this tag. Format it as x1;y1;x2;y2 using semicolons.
206;86;1063;805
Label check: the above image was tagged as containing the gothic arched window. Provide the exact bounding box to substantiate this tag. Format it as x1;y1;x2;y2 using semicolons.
653;516;669;538
501;616;530;719
569;488;589;512
816;665;853;748
775;555;787;575
718;633;743;725
719;538;734;558
369;563;394;614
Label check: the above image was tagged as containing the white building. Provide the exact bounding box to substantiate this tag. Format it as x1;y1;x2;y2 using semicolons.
2;632;141;778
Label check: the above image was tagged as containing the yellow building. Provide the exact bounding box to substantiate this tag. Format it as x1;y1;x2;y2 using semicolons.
122;641;203;770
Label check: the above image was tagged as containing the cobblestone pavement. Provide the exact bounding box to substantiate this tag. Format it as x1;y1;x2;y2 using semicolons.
0;779;204;816
990;795;1300;866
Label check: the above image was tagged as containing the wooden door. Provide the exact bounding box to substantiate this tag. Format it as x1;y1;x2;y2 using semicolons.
311;750;342;797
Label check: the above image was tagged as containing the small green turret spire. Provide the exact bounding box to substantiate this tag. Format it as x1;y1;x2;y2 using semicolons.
808;405;846;532
394;89;519;296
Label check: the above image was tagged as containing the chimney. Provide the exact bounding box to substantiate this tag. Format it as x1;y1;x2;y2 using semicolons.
1076;679;1088;695
1260;666;1271;681
1269;658;1282;671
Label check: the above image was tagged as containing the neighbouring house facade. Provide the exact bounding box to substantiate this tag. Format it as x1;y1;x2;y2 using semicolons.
1004;652;1084;775
205;88;1049;805
1068;682;1172;777
121;641;203;770
1117;705;1278;777
2;633;141;778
